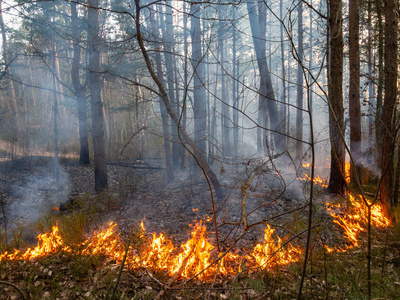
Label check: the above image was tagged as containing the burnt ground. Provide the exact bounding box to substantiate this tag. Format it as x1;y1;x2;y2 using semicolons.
0;156;328;248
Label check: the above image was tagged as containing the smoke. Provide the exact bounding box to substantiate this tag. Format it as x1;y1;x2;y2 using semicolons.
4;158;71;229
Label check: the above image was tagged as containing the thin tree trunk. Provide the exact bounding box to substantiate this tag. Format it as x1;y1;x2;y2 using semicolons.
135;0;224;202
71;2;90;165
296;1;304;161
328;0;346;195
375;0;384;166
246;0;283;153
280;0;287;152
153;9;174;181
0;0;21;139
367;0;375;164
349;0;362;188
190;3;207;155
232;6;239;157
88;0;108;191
161;3;181;170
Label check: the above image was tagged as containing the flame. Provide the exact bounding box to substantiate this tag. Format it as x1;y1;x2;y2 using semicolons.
0;221;302;280
249;225;302;269
325;193;391;251
345;161;351;184
302;162;311;168
300;173;328;188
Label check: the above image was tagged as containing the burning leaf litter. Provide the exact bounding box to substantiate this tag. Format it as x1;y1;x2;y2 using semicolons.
325;193;391;252
0;220;302;280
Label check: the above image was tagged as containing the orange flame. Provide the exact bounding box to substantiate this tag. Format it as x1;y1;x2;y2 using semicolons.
325;193;391;251
300;173;328;188
0;221;302;280
345;161;351;184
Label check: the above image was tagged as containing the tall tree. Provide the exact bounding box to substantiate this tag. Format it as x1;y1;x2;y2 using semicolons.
328;0;346;195
153;8;174;181
349;0;361;187
280;0;287;151
232;6;239;157
190;3;207;155
160;2;182;169
380;0;398;208
71;2;90;165
88;0;108;191
0;0;21;139
246;0;283;153
375;0;384;165
296;1;304;161
218;5;230;156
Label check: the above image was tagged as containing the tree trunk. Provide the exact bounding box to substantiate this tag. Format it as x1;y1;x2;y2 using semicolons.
161;3;182;169
190;3;207;155
280;0;287;152
375;0;384;166
367;0;375;164
88;0;108;191
71;2;90;165
328;0;346;195
296;1;304;161
218;6;230;157
153;9;174;181
0;0;21;139
380;0;397;208
232;6;239;157
135;0;224;202
349;0;362;188
246;0;283;153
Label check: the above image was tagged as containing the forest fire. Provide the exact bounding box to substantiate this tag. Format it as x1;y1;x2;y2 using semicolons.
0;220;302;280
300;162;328;188
325;193;391;251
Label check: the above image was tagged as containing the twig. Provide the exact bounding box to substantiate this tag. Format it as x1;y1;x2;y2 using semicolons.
106;240;130;300
0;280;27;300
120;127;147;155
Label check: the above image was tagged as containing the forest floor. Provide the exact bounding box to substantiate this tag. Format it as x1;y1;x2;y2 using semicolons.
0;156;399;299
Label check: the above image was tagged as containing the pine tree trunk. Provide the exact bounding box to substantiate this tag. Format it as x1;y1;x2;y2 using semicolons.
380;0;397;208
328;0;346;195
71;2;90;165
349;0;362;188
88;0;108;191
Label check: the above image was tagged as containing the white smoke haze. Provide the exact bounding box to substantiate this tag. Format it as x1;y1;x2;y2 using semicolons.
5;159;71;230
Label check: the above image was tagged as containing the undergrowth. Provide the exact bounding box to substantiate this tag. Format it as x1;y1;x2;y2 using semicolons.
0;192;399;299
